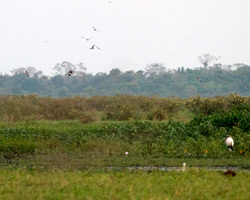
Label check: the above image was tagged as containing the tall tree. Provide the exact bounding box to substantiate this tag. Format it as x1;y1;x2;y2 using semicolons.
198;54;215;68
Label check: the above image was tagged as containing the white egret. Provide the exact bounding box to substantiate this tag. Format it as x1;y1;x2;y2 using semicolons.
226;135;234;151
182;163;186;172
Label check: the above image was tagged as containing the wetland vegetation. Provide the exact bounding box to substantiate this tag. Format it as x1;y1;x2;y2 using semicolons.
0;94;249;199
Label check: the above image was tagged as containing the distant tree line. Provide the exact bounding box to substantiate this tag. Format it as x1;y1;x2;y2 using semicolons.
0;60;250;98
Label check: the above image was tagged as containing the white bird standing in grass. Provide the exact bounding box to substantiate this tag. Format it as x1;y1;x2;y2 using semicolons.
182;163;186;172
226;135;234;151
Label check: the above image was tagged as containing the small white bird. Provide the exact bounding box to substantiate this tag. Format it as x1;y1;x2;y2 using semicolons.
226;135;234;151
182;163;186;172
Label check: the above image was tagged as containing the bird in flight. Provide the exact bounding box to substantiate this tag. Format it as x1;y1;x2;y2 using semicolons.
215;56;221;61
25;70;30;77
81;36;93;41
92;26;100;32
193;76;201;82
68;70;73;76
89;44;102;50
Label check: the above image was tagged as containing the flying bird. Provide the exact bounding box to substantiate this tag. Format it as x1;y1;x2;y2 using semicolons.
81;36;93;41
92;26;100;32
68;70;73;76
89;44;102;50
193;76;201;82
25;70;30;77
226;135;234;151
215;56;221;61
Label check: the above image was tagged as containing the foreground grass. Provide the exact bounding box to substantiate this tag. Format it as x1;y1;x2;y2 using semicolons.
0;169;249;200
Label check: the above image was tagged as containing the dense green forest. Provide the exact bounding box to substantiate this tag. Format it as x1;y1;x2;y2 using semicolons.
1;61;250;97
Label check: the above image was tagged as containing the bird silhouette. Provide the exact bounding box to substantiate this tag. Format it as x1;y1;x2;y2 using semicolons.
68;70;73;76
81;36;93;41
215;56;221;61
92;26;100;32
25;70;30;77
193;76;201;82
89;44;102;50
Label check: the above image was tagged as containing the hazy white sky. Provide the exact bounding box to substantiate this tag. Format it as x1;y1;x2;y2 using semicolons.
0;0;250;75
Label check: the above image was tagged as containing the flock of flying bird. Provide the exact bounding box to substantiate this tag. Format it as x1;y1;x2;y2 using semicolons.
23;24;103;78
81;26;102;51
80;1;114;51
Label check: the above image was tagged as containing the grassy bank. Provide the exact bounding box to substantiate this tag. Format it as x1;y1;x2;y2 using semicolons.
0;169;249;200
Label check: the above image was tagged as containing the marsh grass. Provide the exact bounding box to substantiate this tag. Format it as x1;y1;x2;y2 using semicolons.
0;169;249;200
0;120;249;169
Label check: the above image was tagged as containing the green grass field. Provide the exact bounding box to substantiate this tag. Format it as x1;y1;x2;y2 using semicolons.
0;169;249;200
0;120;248;199
0;120;249;169
0;94;249;199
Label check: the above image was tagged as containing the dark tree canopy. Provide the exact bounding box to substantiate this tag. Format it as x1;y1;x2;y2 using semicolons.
1;62;250;98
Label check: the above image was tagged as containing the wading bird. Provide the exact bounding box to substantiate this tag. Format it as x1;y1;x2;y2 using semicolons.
226;135;234;151
182;163;186;172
